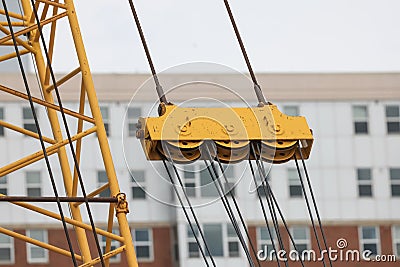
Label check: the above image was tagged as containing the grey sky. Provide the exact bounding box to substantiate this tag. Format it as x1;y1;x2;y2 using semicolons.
54;0;400;73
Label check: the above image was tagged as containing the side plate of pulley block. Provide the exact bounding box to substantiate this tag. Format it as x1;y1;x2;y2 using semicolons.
136;103;313;164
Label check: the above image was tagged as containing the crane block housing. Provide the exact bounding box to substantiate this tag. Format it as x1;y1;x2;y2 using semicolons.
136;103;313;164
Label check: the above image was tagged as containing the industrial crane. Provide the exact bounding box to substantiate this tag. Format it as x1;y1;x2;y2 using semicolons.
0;0;138;266
0;0;331;267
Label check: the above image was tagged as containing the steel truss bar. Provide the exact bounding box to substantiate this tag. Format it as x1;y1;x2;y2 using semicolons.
0;9;28;20
0;11;67;44
0;83;95;123
0;196;118;203
29;0;105;264
0;21;26;26
45;67;81;91
0;24;36;53
0;126;97;177
73;183;110;207
0;48;29;61
72;83;86;196
2;2;78;265
37;0;67;9
0;227;83;260
0;193;124;242
105;203;116;266
0;120;55;143
79;246;126;267
0;0;138;266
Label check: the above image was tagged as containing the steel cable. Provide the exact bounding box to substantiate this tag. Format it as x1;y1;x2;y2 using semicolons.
202;145;255;267
161;143;217;267
249;147;289;267
213;153;261;267
248;160;282;266
294;154;326;267
297;146;333;267
222;0;266;104
254;152;306;267
162;159;212;267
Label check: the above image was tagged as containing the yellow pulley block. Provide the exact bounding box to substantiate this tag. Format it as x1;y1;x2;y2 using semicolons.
136;103;313;164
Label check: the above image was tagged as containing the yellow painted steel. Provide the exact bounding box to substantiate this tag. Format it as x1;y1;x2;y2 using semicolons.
137;103;313;163
0;1;138;266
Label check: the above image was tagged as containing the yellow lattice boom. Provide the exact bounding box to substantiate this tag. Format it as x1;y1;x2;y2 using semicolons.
0;1;138;266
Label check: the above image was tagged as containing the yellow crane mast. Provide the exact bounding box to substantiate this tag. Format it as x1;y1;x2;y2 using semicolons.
0;1;138;266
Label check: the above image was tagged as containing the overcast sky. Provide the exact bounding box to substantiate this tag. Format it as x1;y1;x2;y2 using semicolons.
54;0;400;73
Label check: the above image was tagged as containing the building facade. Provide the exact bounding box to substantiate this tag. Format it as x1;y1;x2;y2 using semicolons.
0;73;399;266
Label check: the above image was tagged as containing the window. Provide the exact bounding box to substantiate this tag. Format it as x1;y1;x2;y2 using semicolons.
186;223;237;258
26;230;48;263
288;168;302;197
390;168;400;197
221;164;236;197
23;107;38;133
99;229;120;263
204;224;223;256
352;105;369;134
199;165;219;198
0;107;4;136
257;226;277;259
386;105;400;134
357;168;372;197
130;170;146;199
187;224;200;258
26;171;41;197
284;105;299;116
183;165;196;197
100;106;110;136
393;226;400;258
227;224;239;257
359;226;380;256
132;228;153;261
97;171;110;197
290;226;310;256
254;170;271;197
0;176;7;195
0;233;14;264
127;107;141;137
183;164;235;198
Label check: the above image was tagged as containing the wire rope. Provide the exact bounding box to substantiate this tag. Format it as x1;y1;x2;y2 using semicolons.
253;150;306;267
248;160;282;266
162;159;212;267
222;0;266;104
296;145;333;267
202;145;256;267
127;0;167;103
213;152;262;267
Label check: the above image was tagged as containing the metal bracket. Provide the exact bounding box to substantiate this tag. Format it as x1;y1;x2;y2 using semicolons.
115;193;129;215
